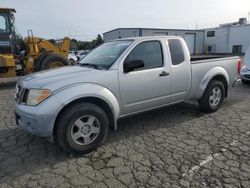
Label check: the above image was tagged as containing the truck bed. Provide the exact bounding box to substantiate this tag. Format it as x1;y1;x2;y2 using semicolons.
187;56;239;100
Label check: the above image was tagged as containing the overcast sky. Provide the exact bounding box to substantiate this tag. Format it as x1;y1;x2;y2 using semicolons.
2;0;250;41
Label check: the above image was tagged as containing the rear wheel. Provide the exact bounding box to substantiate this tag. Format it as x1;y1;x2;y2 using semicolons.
198;80;225;112
40;54;69;70
56;103;109;155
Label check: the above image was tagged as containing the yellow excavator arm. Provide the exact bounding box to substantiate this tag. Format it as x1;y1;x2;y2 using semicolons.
23;36;70;74
0;7;70;78
25;36;70;58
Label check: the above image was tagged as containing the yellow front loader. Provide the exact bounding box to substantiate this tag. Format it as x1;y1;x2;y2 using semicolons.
0;8;70;78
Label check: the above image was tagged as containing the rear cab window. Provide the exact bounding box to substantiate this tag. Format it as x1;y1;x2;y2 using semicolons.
168;39;185;65
124;41;164;71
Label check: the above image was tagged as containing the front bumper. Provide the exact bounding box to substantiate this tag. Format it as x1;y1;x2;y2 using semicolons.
14;95;64;139
241;75;250;81
15;108;54;137
240;67;250;81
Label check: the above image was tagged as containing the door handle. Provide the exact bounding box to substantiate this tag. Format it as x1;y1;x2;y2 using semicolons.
159;71;170;77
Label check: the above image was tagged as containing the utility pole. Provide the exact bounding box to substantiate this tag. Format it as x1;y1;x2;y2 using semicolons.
248;12;250;23
68;28;72;38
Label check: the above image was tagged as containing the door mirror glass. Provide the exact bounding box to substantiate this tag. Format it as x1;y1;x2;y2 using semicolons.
124;60;144;73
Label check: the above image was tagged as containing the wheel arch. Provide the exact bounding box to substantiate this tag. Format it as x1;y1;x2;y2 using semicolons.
53;96;118;141
210;75;228;98
200;67;229;98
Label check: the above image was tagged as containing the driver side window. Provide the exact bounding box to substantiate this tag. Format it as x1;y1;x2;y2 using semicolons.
124;41;163;71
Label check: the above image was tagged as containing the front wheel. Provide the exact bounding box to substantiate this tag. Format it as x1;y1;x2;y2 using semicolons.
56;103;109;155
198;80;225;112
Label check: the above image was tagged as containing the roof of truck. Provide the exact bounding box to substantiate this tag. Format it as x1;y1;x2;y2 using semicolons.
0;8;16;13
111;36;183;42
103;27;205;34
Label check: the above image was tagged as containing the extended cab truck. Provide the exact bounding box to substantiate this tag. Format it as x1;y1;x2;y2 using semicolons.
14;36;241;154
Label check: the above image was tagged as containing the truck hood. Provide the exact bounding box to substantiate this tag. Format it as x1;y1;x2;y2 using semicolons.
21;66;101;90
244;46;250;70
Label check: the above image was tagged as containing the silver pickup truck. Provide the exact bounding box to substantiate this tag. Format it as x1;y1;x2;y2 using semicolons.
15;36;241;154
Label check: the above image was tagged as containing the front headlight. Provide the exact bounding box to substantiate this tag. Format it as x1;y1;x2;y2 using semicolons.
26;89;52;106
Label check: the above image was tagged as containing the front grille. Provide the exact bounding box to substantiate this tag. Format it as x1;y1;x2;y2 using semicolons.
15;85;29;104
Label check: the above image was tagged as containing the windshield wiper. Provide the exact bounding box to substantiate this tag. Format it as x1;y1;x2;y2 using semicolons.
80;63;101;70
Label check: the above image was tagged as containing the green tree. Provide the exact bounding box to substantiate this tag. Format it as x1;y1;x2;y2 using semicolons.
70;39;78;50
96;34;103;46
68;34;104;51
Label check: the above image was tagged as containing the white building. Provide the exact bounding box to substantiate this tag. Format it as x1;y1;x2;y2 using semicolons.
205;19;250;54
103;28;205;55
103;18;250;55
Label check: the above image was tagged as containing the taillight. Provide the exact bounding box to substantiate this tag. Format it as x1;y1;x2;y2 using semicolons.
237;59;242;75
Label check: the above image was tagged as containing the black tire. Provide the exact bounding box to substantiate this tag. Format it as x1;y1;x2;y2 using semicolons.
40;54;69;70
56;102;109;155
69;58;76;65
241;79;250;85
198;80;225;112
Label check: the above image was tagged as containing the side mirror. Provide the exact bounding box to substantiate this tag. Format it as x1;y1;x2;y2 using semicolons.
124;60;144;73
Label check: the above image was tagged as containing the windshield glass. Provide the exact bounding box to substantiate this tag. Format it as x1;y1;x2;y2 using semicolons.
0;13;10;33
79;40;133;69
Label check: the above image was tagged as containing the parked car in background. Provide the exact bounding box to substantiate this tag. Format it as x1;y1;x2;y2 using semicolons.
77;51;89;61
68;52;78;64
68;51;89;64
15;36;241;154
240;46;250;84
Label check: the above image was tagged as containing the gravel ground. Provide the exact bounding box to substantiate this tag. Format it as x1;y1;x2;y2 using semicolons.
0;83;250;188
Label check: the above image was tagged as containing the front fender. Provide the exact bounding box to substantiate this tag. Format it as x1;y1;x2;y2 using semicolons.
53;83;120;127
200;67;229;91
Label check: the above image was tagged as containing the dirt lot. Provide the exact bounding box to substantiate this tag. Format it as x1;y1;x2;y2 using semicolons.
0;83;250;188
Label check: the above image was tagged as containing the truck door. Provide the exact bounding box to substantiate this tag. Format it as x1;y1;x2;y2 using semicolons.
118;40;171;115
167;39;191;102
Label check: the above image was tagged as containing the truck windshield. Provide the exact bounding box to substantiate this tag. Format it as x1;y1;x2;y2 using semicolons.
0;13;10;33
79;40;133;69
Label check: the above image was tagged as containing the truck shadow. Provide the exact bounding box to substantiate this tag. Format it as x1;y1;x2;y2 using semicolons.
116;102;201;131
108;83;250;145
106;102;208;144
